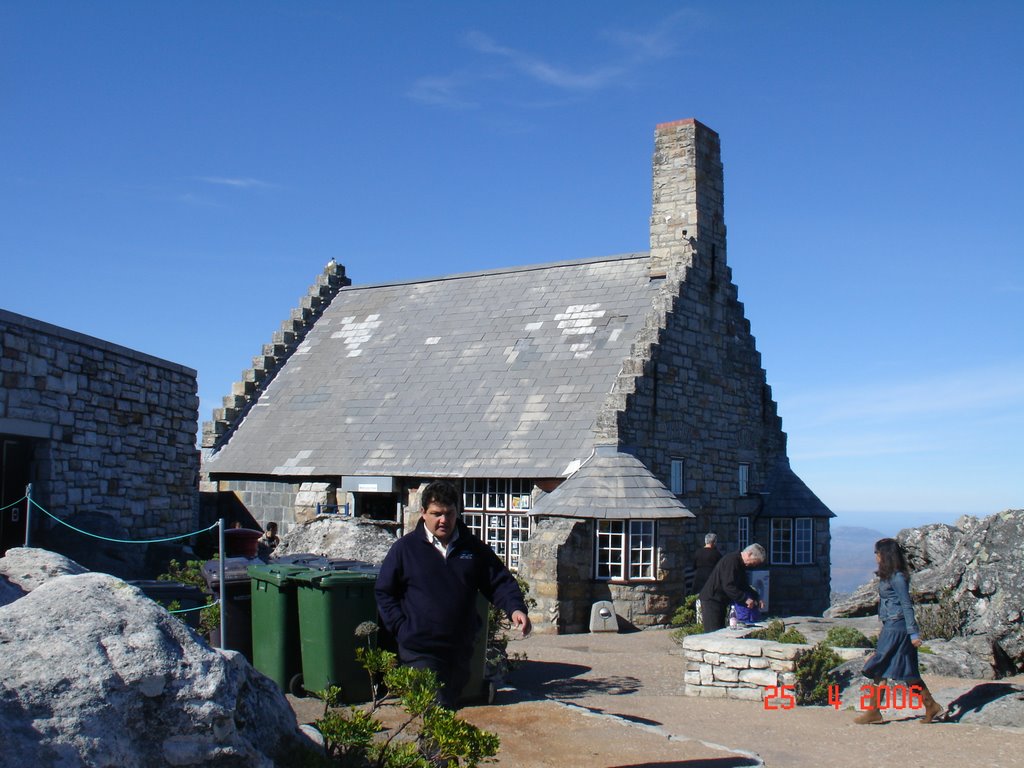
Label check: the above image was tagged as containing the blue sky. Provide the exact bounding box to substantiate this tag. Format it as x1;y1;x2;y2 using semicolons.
2;2;1021;535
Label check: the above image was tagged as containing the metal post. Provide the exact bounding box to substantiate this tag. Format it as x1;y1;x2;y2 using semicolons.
24;483;33;547
218;518;228;651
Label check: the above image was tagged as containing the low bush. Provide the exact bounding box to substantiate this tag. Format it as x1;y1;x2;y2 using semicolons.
793;642;845;706
822;626;875;649
669;594;703;643
311;622;500;767
746;620;807;645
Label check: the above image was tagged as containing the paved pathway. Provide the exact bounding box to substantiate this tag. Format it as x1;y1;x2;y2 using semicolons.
291;627;1024;767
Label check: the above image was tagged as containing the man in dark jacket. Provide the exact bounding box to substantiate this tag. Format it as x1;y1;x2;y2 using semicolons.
691;532;722;594
698;543;765;631
375;480;531;708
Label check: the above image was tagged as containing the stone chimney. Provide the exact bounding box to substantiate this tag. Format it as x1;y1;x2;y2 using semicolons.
649;119;725;280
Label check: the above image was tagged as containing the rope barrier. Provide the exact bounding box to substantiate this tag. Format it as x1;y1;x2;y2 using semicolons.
167;600;219;615
0;495;26;512
28;498;219;544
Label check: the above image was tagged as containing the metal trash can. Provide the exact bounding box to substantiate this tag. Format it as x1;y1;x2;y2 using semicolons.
292;569;378;702
128;580;207;630
202;557;258;661
248;564;308;693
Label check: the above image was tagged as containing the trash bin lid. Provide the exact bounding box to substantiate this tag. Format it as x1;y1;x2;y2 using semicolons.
202;557;259;588
291;569;377;588
247;563;310;585
273;553;331;568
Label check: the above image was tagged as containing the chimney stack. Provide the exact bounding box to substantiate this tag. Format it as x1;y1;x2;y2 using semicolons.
649;119;725;280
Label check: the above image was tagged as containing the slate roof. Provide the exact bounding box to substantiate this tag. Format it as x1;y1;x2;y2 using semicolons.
530;445;694;519
207;254;659;479
759;460;835;519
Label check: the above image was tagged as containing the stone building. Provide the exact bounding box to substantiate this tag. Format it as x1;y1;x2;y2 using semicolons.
202;119;833;631
0;309;199;576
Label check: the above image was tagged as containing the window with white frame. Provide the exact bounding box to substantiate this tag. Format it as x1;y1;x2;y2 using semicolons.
737;516;751;551
595;520;657;581
670;458;685;495
795;518;813;565
462;478;532;570
486;479;508;511
770;518;793;565
738;463;750;496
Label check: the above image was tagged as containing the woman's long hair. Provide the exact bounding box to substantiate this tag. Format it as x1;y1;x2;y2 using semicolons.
874;537;909;581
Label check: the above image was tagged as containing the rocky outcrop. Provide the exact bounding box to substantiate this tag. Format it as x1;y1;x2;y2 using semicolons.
827;509;1024;676
273;515;396;564
0;548;313;767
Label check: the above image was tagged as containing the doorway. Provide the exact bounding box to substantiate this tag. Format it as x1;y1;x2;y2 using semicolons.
1;437;33;554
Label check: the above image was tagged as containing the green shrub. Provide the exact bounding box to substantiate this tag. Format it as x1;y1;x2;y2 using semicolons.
746;620;807;645
313;623;500;768
793;643;844;706
669;594;703;643
822;626;875;649
486;575;535;678
156;558;220;637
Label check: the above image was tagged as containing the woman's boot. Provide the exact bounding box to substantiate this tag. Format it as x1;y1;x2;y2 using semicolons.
913;680;943;724
854;677;885;724
853;702;883;724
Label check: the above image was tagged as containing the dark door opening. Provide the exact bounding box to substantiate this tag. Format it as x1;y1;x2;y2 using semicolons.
1;437;33;554
355;492;399;522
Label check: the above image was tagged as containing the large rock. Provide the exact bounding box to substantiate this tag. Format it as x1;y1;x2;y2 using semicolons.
0;546;88;593
942;682;1024;728
0;570;313;767
828;509;1024;676
273;515;397;564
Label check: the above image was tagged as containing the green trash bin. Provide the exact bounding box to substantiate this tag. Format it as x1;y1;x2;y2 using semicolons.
248;564;308;694
293;569;379;702
458;593;494;707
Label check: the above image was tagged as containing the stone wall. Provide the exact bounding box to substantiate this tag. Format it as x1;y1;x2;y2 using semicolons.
521;516;689;634
594;119;829;615
682;628;869;701
0;309;199;570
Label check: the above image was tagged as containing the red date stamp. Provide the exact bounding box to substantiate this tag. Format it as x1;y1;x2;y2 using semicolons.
763;683;924;711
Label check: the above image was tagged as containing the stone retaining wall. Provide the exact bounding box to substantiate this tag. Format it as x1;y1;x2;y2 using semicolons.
682;627;870;701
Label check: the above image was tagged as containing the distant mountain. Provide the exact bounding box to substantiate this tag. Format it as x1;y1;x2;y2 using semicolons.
830;525;884;594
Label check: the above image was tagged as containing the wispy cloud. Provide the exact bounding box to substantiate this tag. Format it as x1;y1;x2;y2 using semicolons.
407;74;482;109
196;176;278;190
408;11;699;109
464;31;625;92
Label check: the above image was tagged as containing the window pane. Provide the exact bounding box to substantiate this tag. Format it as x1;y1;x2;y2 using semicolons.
738;464;750;495
510;478;532;510
463;479;485;510
486;478;508;511
486;513;507;558
771;519;793;565
670;459;684;495
629;520;656;579
795;518;813;565
508;514;530;571
463;512;484;540
737;516;750;551
596;520;625;580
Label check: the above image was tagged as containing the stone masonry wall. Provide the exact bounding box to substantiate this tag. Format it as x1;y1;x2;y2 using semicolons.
0;309;199;551
595;119;829;616
521;516;690;633
683;628;869;701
